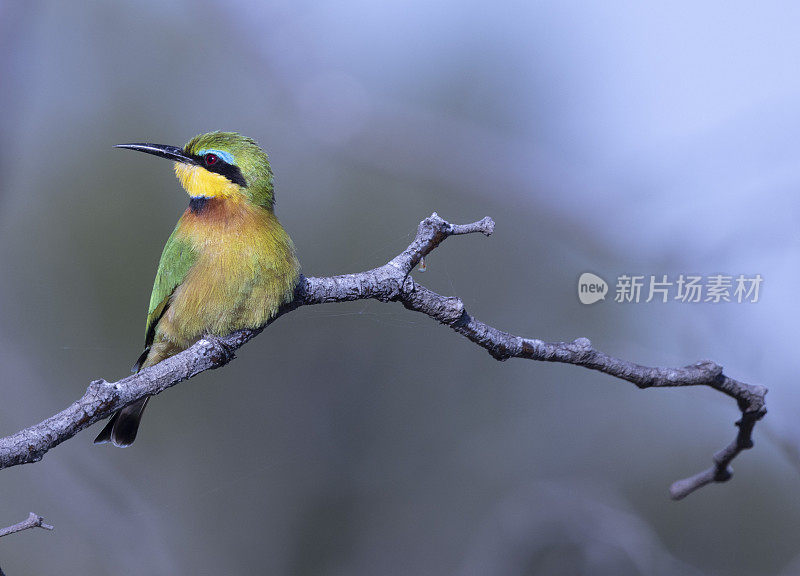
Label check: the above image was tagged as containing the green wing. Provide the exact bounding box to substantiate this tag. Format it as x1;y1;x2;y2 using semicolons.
134;225;197;370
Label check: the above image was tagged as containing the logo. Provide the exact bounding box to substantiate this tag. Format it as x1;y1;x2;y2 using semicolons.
578;272;608;305
577;273;762;304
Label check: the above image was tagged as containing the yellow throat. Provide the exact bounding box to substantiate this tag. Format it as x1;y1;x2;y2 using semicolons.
174;162;240;199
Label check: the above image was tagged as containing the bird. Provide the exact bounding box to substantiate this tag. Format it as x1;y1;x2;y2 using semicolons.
94;132;300;447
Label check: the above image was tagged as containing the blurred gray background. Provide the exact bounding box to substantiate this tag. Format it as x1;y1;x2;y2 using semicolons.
1;1;799;575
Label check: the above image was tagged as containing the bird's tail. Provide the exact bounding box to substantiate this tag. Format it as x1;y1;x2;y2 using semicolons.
93;397;150;447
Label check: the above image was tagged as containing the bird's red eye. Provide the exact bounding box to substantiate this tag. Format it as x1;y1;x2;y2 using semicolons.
204;153;219;166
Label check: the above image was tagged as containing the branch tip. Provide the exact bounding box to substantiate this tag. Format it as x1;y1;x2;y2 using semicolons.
0;512;54;538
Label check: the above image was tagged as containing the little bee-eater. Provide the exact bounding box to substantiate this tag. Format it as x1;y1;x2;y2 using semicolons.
95;132;300;447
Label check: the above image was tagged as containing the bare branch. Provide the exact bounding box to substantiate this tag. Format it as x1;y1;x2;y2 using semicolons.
0;213;767;499
0;512;54;538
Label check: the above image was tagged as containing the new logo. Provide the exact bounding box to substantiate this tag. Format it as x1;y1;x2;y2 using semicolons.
578;272;608;305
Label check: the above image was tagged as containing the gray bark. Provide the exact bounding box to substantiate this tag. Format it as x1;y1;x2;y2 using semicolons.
0;512;53;538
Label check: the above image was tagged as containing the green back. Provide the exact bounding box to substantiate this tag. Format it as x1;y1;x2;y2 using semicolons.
144;224;198;349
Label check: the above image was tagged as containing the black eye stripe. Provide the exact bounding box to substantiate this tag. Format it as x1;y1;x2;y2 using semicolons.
188;152;248;187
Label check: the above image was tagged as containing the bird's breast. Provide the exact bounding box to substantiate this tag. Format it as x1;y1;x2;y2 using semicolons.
158;198;299;345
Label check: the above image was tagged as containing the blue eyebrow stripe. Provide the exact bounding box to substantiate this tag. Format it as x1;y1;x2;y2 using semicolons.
197;148;235;164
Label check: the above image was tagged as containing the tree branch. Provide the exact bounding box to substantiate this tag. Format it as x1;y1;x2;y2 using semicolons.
0;512;54;575
0;213;767;499
0;512;54;538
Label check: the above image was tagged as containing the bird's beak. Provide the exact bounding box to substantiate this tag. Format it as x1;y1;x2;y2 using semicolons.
114;143;198;165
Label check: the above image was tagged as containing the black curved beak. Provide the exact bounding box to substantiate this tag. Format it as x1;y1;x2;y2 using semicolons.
114;143;198;165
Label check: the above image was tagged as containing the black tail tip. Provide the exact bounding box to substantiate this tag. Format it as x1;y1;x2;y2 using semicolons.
93;410;137;447
93;411;119;445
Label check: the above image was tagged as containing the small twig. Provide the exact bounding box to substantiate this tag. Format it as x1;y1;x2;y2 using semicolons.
0;512;54;538
0;213;767;499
